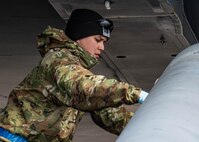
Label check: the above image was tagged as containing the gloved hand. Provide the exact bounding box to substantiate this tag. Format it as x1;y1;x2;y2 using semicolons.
138;90;149;104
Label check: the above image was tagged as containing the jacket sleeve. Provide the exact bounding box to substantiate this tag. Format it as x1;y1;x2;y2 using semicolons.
42;50;142;111
91;105;133;135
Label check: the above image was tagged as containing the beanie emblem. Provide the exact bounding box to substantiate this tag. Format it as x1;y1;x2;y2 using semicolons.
98;19;113;38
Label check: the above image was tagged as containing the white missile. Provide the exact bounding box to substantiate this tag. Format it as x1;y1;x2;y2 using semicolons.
117;43;199;142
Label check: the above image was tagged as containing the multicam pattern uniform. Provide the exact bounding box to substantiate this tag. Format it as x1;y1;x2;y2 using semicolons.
0;26;142;142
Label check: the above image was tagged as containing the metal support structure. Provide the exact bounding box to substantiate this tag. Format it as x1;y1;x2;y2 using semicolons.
117;43;199;142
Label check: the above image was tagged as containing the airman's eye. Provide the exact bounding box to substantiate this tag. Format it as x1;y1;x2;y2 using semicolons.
95;38;101;42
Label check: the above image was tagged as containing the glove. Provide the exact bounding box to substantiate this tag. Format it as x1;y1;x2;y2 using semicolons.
138;90;149;104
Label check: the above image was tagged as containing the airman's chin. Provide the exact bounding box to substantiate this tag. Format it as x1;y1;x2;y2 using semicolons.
94;54;100;59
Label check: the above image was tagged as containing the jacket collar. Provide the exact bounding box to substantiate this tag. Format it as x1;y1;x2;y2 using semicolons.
66;39;98;69
37;26;98;69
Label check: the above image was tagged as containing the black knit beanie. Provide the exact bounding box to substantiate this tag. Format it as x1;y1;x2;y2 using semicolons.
65;9;113;41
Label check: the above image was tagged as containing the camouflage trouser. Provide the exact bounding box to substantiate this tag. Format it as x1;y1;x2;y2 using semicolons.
0;105;84;142
0;103;133;141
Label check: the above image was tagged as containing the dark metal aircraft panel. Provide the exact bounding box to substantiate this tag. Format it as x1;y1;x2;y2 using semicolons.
48;0;190;91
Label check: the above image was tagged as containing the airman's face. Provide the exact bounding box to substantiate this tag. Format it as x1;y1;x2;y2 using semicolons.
76;35;107;59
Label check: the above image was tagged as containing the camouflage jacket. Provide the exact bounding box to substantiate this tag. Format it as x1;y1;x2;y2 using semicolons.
35;26;141;110
0;26;141;141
